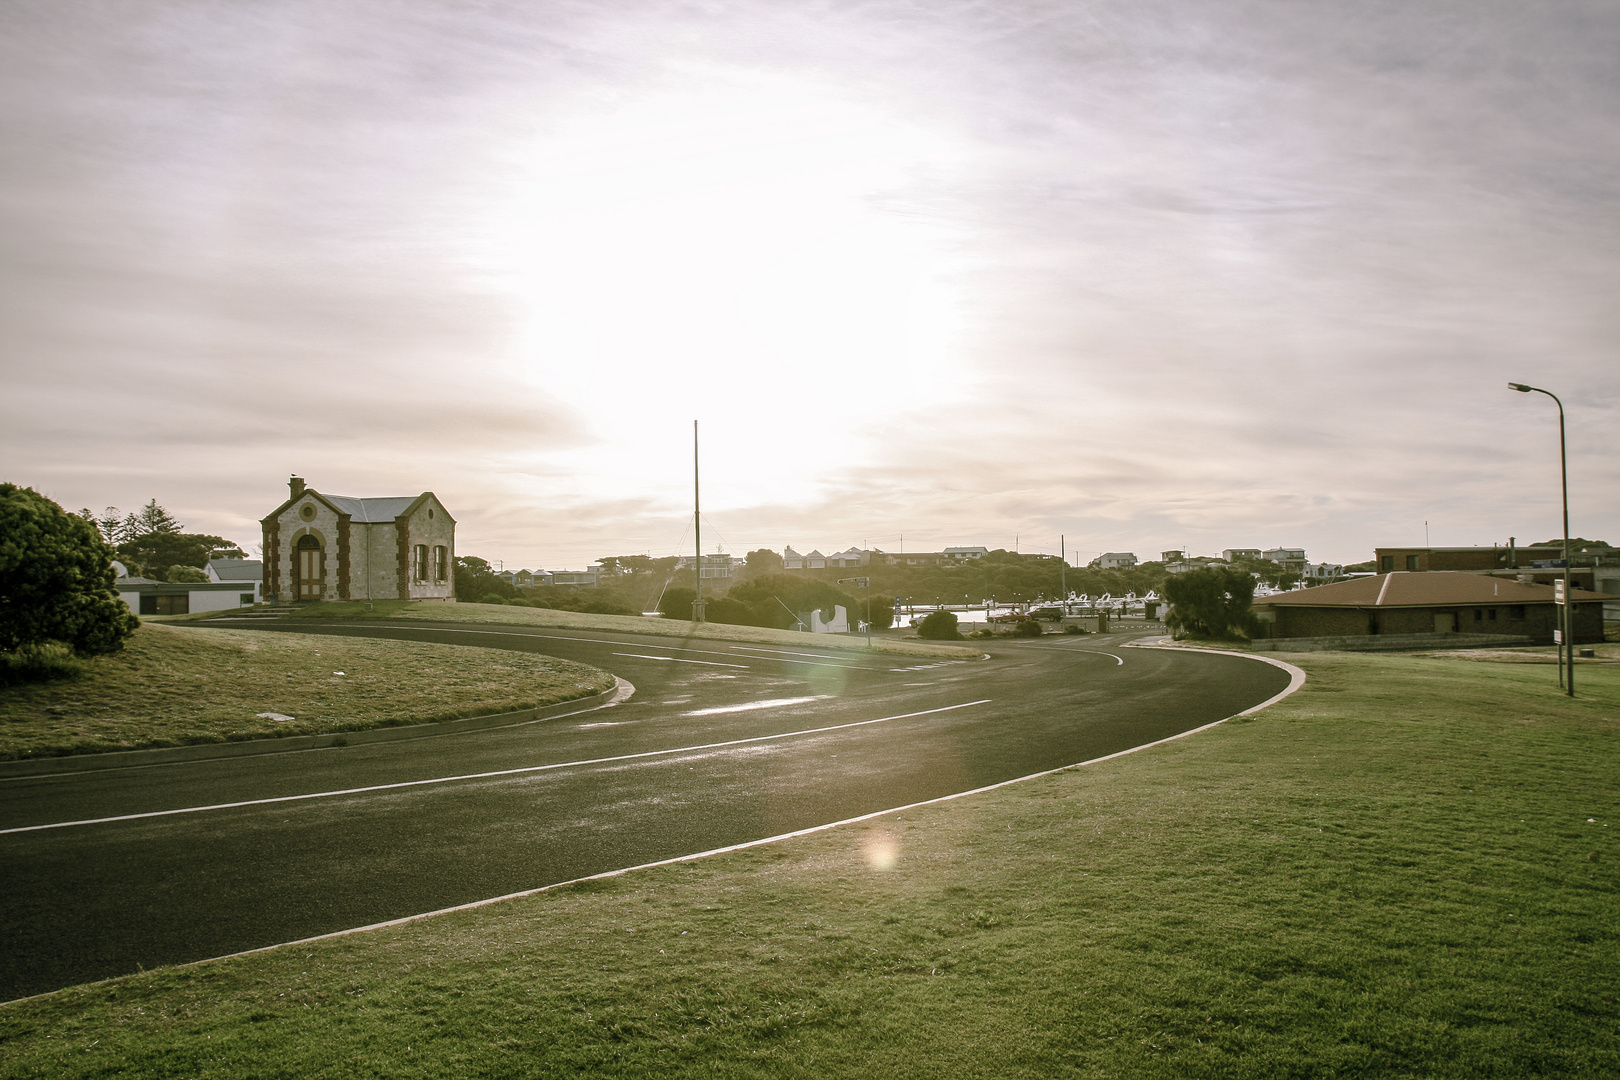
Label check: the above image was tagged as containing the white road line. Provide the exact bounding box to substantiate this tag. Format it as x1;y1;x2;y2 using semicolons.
151;653;1309;980
293;624;862;668
683;696;827;717
728;646;861;666
611;652;750;669
1;700;992;836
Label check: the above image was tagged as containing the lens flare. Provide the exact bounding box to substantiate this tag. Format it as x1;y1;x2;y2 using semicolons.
862;827;899;871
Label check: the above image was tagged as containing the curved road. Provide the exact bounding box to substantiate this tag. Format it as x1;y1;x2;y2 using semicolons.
0;622;1290;1001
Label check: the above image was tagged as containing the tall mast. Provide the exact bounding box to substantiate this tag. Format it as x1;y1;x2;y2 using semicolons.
692;420;705;622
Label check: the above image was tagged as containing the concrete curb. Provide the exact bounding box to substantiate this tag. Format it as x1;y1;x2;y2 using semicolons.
0;679;632;779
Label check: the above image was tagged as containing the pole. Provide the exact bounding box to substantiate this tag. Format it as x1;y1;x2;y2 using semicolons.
1557;395;1573;697
692;420;705;623
1509;382;1572;696
1061;534;1067;610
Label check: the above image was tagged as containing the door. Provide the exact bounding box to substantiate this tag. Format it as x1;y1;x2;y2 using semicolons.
1433;612;1456;633
296;536;323;601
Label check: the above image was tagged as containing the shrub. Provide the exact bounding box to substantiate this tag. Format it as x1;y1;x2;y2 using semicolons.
1013;619;1044;637
165;565;209;583
0;484;138;658
0;642;87;687
916;610;962;640
1163;566;1258;639
476;594;508;605
1063;624;1084;635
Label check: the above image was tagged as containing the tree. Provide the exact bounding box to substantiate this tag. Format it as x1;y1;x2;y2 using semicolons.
743;548;784;577
916;610;962;640
1163;566;1257;639
657;586;697;619
1;484;139;656
166;565;209;583
454;556;515;601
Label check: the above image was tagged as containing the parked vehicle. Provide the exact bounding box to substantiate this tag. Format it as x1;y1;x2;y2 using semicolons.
1029;606;1066;621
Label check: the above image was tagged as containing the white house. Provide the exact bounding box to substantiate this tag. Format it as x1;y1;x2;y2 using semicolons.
117;575;260;616
943;546;990;561
1263;547;1308;571
206;558;262;603
1098;552;1138;569
1222;548;1262;562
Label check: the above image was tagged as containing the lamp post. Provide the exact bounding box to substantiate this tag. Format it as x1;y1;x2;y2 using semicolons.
1508;382;1573;697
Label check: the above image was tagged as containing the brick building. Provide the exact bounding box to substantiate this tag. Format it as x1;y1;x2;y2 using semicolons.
1251;572;1610;645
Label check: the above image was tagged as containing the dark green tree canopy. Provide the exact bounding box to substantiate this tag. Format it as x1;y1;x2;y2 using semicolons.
81;500;244;581
1163;566;1257;640
916;609;962;640
2;484;140;655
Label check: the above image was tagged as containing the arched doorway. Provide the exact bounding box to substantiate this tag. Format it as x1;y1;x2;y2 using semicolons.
295;534;324;601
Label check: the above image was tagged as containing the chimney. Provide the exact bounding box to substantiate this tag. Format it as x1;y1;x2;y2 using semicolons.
1508;536;1516;569
289;475;306;499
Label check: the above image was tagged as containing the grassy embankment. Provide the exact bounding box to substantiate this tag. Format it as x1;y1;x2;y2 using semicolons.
2;649;1615;1075
0;624;615;760
190;599;982;659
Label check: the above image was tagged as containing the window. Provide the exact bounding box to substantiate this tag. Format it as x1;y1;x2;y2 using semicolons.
1488;608;1497;621
139;594;189;615
1380;556;1394;571
1406;554;1421;570
239;593;255;606
1473;609;1483;622
433;546;448;581
414;544;429;582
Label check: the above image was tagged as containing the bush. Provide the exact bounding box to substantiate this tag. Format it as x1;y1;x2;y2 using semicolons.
971;627;994;639
1013;619;1044;637
165;565;208;583
1164;566;1258;639
0;642;87;687
1063;624;1084;634
0;484;138;658
916;610;962;640
476;594;508;605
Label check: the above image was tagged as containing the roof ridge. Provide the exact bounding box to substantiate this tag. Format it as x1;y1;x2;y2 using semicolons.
1375;572;1398;606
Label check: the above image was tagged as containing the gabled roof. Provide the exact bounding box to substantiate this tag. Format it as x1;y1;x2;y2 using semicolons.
207;558;262;581
325;495;417;522
261;486;454;526
1253;572;1616;608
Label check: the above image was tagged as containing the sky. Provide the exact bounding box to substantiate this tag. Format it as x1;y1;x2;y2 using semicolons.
3;0;1617;569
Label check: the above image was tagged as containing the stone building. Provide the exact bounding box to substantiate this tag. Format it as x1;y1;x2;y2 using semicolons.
261;476;455;603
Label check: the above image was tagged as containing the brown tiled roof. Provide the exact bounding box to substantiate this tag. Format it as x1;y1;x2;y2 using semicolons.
1252;572;1617;608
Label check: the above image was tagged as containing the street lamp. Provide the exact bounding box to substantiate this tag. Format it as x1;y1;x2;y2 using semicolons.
1508;382;1574;697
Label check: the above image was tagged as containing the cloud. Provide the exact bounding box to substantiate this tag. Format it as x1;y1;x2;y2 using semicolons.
1;0;1616;565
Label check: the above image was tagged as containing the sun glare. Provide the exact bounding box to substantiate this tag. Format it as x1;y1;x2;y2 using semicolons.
493;74;974;512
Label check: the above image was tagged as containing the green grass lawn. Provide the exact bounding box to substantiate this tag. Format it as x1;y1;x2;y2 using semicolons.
201;599;982;659
1;651;1615;1077
0;624;616;760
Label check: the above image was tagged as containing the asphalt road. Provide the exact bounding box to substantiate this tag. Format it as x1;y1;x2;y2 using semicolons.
0;623;1290;1001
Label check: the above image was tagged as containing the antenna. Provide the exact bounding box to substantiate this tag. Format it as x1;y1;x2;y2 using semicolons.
692;420;705;622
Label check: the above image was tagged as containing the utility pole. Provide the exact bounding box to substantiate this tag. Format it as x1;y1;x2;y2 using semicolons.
839;576;873;649
692;420;705;623
1061;534;1067;609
